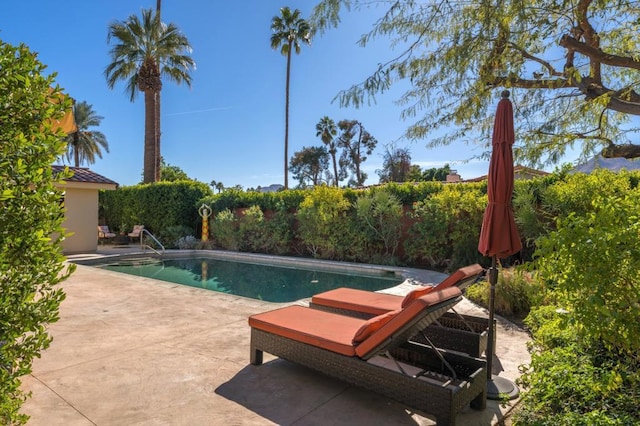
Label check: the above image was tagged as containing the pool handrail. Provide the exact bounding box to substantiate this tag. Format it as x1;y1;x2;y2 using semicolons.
138;228;165;255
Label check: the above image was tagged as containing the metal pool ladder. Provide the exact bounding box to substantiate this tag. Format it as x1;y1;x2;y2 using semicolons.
136;228;165;255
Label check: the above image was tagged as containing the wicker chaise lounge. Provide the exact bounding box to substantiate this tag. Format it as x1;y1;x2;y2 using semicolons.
309;264;495;357
249;287;487;425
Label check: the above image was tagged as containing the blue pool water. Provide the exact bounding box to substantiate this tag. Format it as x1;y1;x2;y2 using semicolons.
95;257;403;303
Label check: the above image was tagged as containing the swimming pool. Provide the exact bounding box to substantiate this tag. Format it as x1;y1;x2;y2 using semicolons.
81;253;404;303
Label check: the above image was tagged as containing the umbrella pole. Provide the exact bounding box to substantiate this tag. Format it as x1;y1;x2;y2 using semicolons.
486;256;519;400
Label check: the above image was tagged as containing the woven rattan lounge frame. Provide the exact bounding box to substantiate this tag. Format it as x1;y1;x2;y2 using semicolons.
249;292;487;425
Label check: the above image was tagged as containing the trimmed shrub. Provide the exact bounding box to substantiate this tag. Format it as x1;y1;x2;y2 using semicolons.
99;180;212;243
200;188;306;212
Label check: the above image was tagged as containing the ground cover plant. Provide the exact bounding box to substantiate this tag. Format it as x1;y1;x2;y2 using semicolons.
0;41;75;424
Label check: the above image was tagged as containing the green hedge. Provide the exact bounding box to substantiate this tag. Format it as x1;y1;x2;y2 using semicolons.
200;188;306;211
100;171;640;272
99;181;213;243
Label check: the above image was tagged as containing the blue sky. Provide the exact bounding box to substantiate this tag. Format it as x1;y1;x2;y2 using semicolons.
2;1;548;189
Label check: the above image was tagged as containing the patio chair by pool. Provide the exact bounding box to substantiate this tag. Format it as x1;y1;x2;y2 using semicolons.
97;225;116;245
128;225;144;242
309;264;494;357
249;287;487;425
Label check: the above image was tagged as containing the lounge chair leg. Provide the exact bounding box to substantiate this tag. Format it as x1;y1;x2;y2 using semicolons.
250;347;263;365
470;388;487;410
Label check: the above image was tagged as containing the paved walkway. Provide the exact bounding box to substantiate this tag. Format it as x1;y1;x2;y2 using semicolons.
21;252;530;425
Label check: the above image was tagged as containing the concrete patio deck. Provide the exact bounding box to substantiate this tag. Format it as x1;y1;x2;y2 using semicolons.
21;250;530;425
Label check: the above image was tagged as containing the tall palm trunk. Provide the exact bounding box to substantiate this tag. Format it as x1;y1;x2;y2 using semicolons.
73;132;80;167
143;90;157;183
284;42;292;190
155;91;161;181
331;150;338;187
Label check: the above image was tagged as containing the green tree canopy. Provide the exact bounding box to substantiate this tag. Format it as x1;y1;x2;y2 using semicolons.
311;0;640;167
378;145;412;183
271;7;312;189
159;158;193;182
65;101;109;167
316;116;341;186
415;164;452;182
290;145;330;188
105;8;195;183
337;119;377;186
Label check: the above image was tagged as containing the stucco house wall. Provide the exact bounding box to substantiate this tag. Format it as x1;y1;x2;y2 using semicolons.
53;166;117;254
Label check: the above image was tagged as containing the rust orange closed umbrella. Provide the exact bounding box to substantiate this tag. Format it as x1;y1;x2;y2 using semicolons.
478;90;522;400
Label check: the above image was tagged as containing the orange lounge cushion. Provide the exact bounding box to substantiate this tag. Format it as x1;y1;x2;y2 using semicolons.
400;286;434;308
433;263;483;291
249;305;363;356
355;287;462;358
311;287;402;316
352;309;401;344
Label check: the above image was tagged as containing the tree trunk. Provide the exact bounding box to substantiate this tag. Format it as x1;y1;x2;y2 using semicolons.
284;44;292;190
155;91;161;181
143;90;157;183
73;132;80;167
331;150;338;187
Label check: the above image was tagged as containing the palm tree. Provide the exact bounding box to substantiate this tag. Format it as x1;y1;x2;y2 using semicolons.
105;9;195;183
65;101;109;167
270;7;311;190
315;116;339;186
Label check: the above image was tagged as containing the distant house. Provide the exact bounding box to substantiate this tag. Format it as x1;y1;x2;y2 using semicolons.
53;166;118;254
464;165;549;182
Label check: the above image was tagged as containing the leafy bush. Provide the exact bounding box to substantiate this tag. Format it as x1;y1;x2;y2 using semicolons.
514;179;640;424
379;181;446;204
262;203;295;255
209;209;239;251
296;186;351;258
0;42;74;424
157;225;194;249
352;189;404;264
404;184;486;270
465;267;543;318
237;205;267;252
534;189;640;354
516;342;640;425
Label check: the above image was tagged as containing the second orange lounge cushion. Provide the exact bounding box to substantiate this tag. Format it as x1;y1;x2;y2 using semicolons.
249;305;363;356
311;288;404;316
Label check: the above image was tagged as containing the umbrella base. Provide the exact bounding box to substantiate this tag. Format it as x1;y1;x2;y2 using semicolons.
487;375;519;400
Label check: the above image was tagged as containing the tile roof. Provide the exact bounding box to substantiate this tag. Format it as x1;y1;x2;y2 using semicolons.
52;165;119;186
